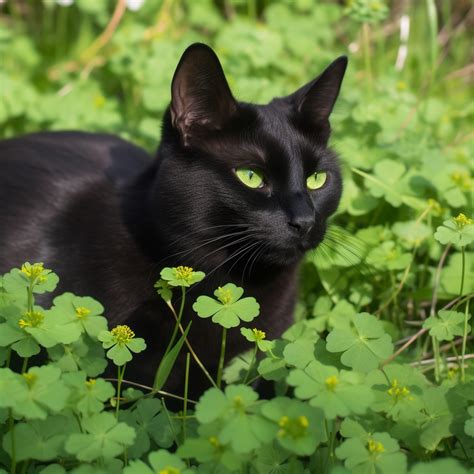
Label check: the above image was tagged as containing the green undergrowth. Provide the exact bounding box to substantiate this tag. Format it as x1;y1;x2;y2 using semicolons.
0;0;473;472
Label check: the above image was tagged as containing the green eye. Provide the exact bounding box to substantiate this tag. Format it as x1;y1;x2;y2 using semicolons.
306;171;327;190
236;168;264;189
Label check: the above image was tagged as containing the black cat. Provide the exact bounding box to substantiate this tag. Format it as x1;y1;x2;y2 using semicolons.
0;43;347;397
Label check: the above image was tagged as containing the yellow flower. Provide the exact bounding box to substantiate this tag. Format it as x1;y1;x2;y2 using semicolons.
175;266;194;281
387;379;412;401
20;262;48;282
252;328;266;340
159;468;180;474
454;213;473;229
22;372;38;387
325;375;339;391
111;325;135;344
75;306;91;319
368;438;385;454
216;286;233;305
277;415;309;439
19;310;44;328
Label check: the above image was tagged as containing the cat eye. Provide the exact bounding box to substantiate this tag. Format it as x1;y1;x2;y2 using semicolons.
235;167;265;189
306;171;327;190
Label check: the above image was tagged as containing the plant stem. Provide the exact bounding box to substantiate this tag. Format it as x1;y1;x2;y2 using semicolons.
165;300;217;388
460;246;466;296
164;287;186;358
362;22;373;94
244;345;258;384
183;352;190;444
461;298;471;382
21;358;29;374
217;327;228;388
9;409;16;474
115;364;126;418
432;337;441;382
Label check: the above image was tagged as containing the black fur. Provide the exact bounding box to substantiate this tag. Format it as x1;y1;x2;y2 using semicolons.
0;44;347;397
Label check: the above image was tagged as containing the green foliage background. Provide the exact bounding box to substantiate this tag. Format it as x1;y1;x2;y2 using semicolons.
0;0;473;473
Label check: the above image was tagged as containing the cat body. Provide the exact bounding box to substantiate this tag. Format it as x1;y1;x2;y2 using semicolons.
0;44;347;395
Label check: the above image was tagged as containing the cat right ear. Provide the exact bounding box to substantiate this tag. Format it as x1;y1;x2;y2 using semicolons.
170;43;238;146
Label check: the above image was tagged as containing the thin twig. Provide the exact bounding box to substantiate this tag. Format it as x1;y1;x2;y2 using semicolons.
381;327;428;367
411;354;474;366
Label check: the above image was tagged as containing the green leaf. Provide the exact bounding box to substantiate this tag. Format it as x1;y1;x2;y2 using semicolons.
434;215;474;247
336;432;407;474
287;361;374;419
410;459;469;474
160;266;205;287
326;313;393;372
65;412;135;461
193;283;260;328
124;449;192;474
423;310;467;341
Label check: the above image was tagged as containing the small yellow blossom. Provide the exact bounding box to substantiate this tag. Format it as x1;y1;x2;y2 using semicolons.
111;325;135;344
216;287;233;305
387;379;411;401
233;395;244;410
175;266;194;281
75;306;91;318
85;379;97;389
159;467;181;474
278;415;309;439
454;213;473;229
451;171;471;191
209;436;220;448
368;438;385;454
427;198;442;216
19;310;44;329
325;375;339;391
94;95;106;108
252;328;266;340
20;262;47;282
22;372;37;387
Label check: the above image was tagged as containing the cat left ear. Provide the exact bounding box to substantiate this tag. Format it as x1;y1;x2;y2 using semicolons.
171;43;238;146
292;56;348;138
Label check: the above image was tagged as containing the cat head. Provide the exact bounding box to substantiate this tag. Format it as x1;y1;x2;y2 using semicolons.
155;43;347;277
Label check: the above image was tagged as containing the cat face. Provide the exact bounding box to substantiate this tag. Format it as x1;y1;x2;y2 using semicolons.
155;44;346;275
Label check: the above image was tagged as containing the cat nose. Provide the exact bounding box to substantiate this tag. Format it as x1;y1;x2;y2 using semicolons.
288;215;314;236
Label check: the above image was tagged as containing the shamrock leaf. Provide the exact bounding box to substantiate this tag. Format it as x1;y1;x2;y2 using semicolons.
423;310;467;341
434;214;474;247
240;327;275;352
120;399;175;459
49;293;108;338
2;415;79;462
465;406;474;438
410;458;469;474
193;283;260;328
0;368;26;409
13;366;70;420
326;313;393;372
260;397;325;455
63;372;115;416
153;278;173;303
160;266;205;287
98;325;146;366
195;385;274;453
364;159;407;207
124;449;192;474
336;432;407;474
65;412;135;461
287;361;374;419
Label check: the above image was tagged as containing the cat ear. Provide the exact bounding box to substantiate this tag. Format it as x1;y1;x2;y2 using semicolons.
170;43;238;146
292;56;348;138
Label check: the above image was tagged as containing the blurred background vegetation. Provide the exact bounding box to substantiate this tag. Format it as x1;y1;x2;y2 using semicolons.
0;0;472;339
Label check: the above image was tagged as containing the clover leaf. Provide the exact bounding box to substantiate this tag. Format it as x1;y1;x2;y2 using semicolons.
13;366;70;420
434;214;474;247
260;397;325;455
195;385;274;453
287;361;374;419
98;325;146;366
65;412;135;461
124;449;192;474
364;159;407;207
423;310;467;341
160;266;205;287
154;278;173;303
0;368;26;409
240;327;275;352
326;313;393;372
63;372;115;416
336;432;407;474
465;406;474;438
2;415;79;462
410;458;469;474
49;293;108;338
120;399;175;459
193;283;260;328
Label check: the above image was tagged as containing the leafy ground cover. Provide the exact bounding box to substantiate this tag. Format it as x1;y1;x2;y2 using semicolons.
0;0;473;472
